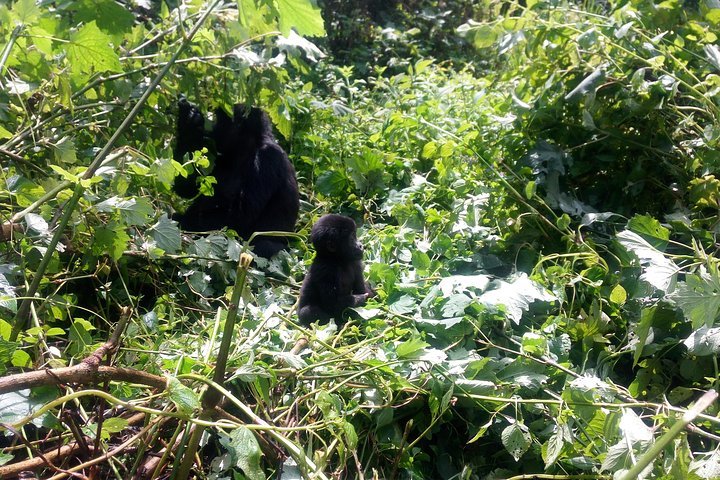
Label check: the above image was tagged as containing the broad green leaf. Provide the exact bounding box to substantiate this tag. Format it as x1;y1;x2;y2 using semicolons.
478;273;556;324
671;268;720;329
276;30;325;61
683;326;720;355
149;215;182;254
617;230;677;292
501;423;531;461
66;21;121;78
68;319;95;356
11;349;31;367
52;136;77;164
388;294;415;314
601;441;631;471
166;377;200;414
0;124;12;139
95;196;153;226
396;337;429;358
276;0;326;37
93;223;131;261
316;170;347;196
628;214;669;249
0;339;18;373
221;427;264;480
521;332;547;356
237;0;275;36
73;0;134;35
11;0;40;25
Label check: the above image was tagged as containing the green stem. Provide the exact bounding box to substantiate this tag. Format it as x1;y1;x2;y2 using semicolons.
174;252;252;480
0;25;22;79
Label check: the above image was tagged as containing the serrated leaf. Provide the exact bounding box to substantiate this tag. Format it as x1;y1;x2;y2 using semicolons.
501;422;531;461
617;230;677;292
11;0;40;25
150;215;181;254
93;224;130;261
396;337;429;358
671;268;720;329
276;0;326;36
601;441;630;471
316;170;346;196
166;377;200;414
388;294;415;314
66;21;121;78
478;273;556;324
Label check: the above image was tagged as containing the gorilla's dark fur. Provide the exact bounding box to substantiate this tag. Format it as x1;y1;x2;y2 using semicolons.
298;214;374;324
173;97;299;259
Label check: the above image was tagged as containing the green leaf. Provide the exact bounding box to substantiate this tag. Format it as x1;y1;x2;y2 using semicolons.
627;214;669;250
221;427;264;480
66;21;121;78
11;0;40;25
52;137;78;164
388;294;415;314
0;124;12;139
564;68;606;102
276;0;326;36
671;269;720;329
11;349;31;368
0;273;17;313
633;307;656;366
95;196;154;226
93;223;131;261
0;339;18;373
609;285;627;305
0;452;13;467
501;422;531;461
102;417;129;433
73;0;134;35
396;337;430;358
617;230;677;292
68;319;95;356
316;170;347;196
478;273;556;324
150;215;182;254
166;377;200;414
521;332;547;356
683;326;720;356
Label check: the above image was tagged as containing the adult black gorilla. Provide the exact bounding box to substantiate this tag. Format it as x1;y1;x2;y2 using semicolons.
173;98;299;259
298;214;375;324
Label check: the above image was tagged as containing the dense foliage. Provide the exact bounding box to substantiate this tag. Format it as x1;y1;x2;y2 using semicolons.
2;0;720;478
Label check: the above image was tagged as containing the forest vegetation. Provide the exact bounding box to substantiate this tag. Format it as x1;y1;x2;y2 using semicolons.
1;0;720;478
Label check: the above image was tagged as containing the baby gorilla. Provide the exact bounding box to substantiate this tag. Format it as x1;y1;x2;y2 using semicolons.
298;215;375;325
